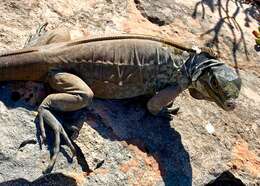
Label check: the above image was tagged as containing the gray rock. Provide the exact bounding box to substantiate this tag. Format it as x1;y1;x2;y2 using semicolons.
133;0;192;26
0;0;259;185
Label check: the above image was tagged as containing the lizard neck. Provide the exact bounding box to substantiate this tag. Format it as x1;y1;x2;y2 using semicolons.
167;50;191;90
184;52;224;88
156;49;191;92
0;48;48;82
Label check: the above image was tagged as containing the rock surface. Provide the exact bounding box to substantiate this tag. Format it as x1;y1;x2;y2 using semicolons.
0;0;259;185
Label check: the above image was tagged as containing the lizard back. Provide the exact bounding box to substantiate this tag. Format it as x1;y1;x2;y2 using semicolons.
43;37;190;98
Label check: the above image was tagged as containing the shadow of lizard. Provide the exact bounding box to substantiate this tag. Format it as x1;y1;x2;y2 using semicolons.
78;98;192;186
0;83;192;185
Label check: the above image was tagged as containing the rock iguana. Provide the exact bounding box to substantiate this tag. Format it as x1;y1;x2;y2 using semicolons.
0;26;241;173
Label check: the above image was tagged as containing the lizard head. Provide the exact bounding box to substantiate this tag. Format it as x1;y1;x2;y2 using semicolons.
188;56;241;111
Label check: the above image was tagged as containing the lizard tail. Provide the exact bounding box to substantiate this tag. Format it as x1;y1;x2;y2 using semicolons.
0;47;48;82
0;48;39;58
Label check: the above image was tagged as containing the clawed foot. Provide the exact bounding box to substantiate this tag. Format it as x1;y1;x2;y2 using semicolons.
69;126;80;141
38;107;76;174
156;106;180;120
24;22;48;47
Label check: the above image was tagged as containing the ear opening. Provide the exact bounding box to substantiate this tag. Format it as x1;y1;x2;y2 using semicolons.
188;88;205;100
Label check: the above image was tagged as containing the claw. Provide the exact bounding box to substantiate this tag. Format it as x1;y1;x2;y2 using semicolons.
24;34;33;47
157;106;180;120
24;22;49;47
43;128;61;174
38;110;47;145
60;127;76;158
167;106;180;115
36;22;48;35
40;136;46;147
69;126;80;141
166;101;174;108
38;107;76;173
43;163;55;175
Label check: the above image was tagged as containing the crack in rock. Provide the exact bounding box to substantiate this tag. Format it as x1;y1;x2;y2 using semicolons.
134;0;167;26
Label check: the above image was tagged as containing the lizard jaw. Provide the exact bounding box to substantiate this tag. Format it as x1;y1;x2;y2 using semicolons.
204;85;238;111
223;98;237;111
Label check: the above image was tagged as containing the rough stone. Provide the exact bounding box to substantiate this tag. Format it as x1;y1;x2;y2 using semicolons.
133;0;192;26
0;0;259;185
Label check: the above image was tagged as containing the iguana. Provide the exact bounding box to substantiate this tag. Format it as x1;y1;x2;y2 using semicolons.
25;22;219;58
0;25;241;174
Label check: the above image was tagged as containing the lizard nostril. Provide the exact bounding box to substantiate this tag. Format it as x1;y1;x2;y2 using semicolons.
225;99;236;110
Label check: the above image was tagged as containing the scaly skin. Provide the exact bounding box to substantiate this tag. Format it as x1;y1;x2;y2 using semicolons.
0;27;241;173
1;35;191;96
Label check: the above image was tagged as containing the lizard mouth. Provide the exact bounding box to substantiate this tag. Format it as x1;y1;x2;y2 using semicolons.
205;86;237;111
222;98;237;111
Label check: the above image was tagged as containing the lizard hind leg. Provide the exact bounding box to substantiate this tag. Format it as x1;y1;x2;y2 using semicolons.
38;71;94;174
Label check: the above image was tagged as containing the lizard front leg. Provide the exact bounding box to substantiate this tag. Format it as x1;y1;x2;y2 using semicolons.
147;84;183;120
38;71;93;174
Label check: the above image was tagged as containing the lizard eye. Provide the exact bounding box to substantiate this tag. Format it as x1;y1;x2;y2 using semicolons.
210;77;219;90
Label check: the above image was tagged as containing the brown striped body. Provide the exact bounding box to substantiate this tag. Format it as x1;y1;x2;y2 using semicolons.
0;35;191;99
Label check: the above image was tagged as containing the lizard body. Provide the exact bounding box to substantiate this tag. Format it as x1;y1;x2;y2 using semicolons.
1;36;190;99
0;28;241;173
